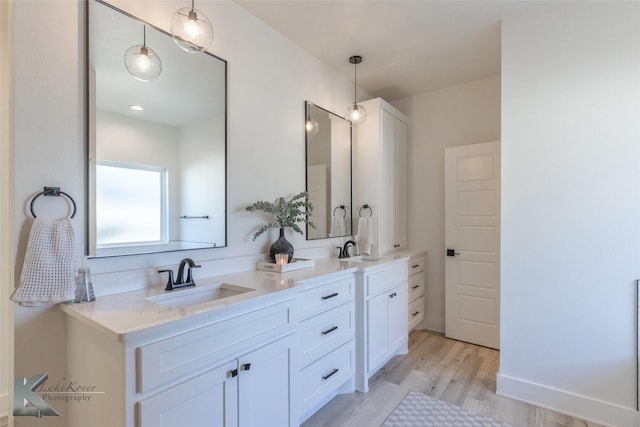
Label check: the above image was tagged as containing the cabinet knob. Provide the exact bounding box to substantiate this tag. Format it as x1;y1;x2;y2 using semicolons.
228;369;238;378
241;363;251;371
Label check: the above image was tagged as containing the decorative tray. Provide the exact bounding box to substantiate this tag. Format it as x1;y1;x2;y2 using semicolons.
256;258;315;273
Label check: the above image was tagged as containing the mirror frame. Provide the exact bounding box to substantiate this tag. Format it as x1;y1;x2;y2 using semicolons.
304;101;353;240
85;0;228;257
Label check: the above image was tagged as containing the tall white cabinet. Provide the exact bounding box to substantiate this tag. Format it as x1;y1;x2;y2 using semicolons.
354;97;408;255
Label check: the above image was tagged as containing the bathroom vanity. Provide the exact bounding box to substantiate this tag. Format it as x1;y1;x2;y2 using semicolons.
61;256;410;427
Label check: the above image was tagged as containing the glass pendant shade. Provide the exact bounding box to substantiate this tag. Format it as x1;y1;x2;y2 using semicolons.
305;116;319;135
345;55;366;126
345;103;366;126
124;43;162;82
171;5;214;53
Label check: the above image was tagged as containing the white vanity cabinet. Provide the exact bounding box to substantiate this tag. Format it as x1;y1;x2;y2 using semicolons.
66;295;296;427
355;259;409;392
407;252;426;331
354;97;408;255
297;273;356;423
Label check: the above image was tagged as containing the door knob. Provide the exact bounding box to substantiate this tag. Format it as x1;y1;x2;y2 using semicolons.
446;249;460;256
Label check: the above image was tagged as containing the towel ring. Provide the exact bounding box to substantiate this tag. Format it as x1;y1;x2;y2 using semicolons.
30;187;77;219
333;205;347;218
359;204;372;217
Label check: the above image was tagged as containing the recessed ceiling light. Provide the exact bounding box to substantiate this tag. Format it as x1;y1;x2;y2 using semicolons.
130;105;144;111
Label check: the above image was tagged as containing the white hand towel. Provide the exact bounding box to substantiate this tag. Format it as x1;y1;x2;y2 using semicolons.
357;216;373;255
11;217;77;306
330;216;346;237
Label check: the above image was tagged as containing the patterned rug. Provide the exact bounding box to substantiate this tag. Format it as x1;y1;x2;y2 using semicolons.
383;390;512;427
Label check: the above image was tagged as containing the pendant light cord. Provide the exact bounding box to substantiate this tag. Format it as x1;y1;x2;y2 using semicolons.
143;26;146;47
353;61;357;106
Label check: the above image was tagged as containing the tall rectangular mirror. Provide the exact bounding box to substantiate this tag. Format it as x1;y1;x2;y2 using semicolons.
305;102;352;239
87;0;227;257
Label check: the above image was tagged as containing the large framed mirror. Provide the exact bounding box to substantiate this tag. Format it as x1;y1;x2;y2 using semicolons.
305;102;352;240
87;0;227;257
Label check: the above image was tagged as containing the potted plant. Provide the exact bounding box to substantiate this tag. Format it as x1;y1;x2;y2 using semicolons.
245;191;314;262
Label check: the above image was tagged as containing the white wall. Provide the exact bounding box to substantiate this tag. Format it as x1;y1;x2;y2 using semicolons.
1;0;13;424
97;109;181;241
12;2;365;426
499;2;640;426
392;75;501;332
179;113;226;245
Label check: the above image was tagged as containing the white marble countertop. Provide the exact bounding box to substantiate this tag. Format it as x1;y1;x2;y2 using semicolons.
59;255;410;343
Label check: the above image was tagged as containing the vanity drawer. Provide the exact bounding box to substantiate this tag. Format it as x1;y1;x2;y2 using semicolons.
300;341;354;416
299;302;354;368
409;296;425;331
408;255;425;275
137;299;294;393
408;274;425;301
298;276;354;320
366;264;408;297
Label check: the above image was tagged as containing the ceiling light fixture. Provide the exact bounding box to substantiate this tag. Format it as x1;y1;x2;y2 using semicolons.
171;0;214;53
345;55;366;126
129;105;144;111
123;26;162;82
305;103;319;136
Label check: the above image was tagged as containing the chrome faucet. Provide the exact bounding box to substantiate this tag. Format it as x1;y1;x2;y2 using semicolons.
158;258;201;291
337;240;357;259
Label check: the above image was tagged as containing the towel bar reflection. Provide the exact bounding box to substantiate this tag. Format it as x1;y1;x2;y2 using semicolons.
180;215;210;219
30;186;77;219
359;204;372;217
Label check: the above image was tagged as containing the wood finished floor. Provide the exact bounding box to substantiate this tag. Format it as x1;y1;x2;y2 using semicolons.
302;330;603;427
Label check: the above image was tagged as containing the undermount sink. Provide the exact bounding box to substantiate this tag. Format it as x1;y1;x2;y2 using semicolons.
339;255;386;262
147;283;255;309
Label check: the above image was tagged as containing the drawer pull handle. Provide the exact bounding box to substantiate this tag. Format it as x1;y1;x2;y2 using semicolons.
322;368;339;381
241;363;251;371
321;292;339;300
321;326;338;335
411;285;420;289
412;311;420;316
411;264;420;269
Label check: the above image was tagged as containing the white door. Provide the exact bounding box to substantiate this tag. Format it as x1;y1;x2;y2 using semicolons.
445;141;500;349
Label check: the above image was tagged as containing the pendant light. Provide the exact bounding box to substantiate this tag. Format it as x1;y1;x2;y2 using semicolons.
305;103;319;136
345;55;366;126
171;0;214;53
124;26;162;82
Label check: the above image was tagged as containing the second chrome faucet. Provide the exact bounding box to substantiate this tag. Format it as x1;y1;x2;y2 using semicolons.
158;258;202;291
337;240;357;259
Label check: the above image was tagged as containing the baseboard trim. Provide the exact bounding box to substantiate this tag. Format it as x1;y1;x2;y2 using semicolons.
496;373;638;427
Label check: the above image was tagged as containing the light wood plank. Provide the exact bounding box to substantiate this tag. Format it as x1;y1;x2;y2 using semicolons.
302;330;604;427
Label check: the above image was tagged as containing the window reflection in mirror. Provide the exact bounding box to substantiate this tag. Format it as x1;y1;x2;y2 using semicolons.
305;102;352;240
87;0;227;257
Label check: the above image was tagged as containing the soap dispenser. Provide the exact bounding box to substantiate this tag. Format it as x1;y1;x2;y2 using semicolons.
74;257;95;303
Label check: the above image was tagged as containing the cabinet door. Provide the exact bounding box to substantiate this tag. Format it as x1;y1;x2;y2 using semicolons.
388;284;408;351
238;334;293;427
137;360;238;427
380;110;397;254
367;292;390;373
394;118;408;249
